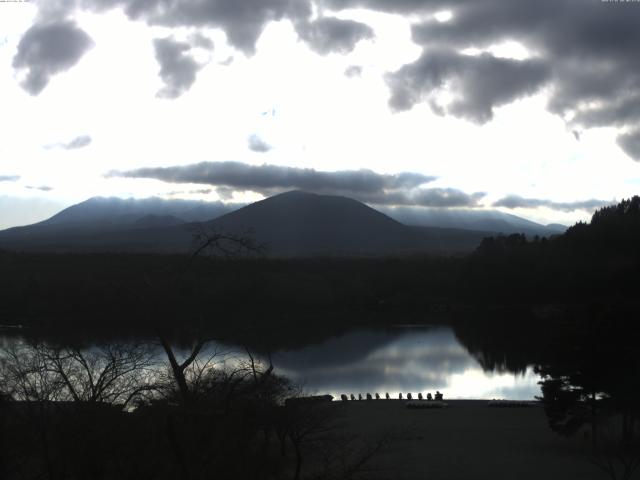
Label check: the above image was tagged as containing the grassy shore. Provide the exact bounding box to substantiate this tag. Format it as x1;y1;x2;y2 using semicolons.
330;400;605;480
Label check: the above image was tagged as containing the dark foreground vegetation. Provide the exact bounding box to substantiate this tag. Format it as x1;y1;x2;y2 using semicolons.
0;340;384;480
1;197;640;479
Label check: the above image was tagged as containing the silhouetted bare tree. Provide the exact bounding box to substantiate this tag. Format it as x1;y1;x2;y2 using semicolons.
1;341;158;409
189;223;267;262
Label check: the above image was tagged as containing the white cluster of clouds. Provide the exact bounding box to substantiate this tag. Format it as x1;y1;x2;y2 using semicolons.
493;195;610;213
3;0;637;226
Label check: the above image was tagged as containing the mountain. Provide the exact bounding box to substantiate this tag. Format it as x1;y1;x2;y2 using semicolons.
207;190;490;256
0;197;236;249
0;191;494;256
378;206;566;236
39;196;235;229
545;223;568;234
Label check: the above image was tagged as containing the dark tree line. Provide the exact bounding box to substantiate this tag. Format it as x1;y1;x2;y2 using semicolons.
465;196;640;305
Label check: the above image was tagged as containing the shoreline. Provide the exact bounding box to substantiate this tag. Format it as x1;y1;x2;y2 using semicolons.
329;398;541;403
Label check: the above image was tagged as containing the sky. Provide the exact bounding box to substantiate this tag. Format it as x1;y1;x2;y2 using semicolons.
1;0;640;230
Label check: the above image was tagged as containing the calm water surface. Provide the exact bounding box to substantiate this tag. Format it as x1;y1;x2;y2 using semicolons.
0;326;541;400
269;326;540;400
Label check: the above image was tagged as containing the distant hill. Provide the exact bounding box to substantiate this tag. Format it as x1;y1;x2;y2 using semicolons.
39;196;234;229
0;197;235;251
378;205;565;236
0;191;559;256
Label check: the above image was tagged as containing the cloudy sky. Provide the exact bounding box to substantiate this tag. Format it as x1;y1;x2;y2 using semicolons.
1;0;639;229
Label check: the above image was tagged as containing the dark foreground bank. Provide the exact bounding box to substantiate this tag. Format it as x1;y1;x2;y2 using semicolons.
330;400;606;480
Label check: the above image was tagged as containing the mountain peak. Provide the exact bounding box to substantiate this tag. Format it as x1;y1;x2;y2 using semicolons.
264;190;352;202
208;190;416;255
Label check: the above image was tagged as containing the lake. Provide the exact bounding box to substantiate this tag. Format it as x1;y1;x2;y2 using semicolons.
269;326;541;400
0;325;542;401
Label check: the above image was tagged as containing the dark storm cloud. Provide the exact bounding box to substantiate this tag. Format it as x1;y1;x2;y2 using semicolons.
111;161;434;193
316;0;640;158
247;134;272;153
153;37;203;98
412;1;640;116
40;0;371;57
493;195;611;212
386;49;550;122
146;0;312;54
13;19;94;95
106;161;483;207
189;32;214;50
617;131;640;162
389;0;640;153
62;0;312;55
320;0;456;14
0;175;20;182
295;16;374;55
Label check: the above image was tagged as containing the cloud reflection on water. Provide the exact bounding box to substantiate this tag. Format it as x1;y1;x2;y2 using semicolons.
272;327;541;400
0;326;541;400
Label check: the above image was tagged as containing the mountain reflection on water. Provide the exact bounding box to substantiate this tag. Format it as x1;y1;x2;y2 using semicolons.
271;327;541;400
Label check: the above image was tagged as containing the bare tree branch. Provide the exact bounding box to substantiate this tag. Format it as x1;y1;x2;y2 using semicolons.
189;223;267;264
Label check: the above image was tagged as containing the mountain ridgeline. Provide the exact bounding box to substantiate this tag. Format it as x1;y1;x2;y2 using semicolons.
0;191;563;256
